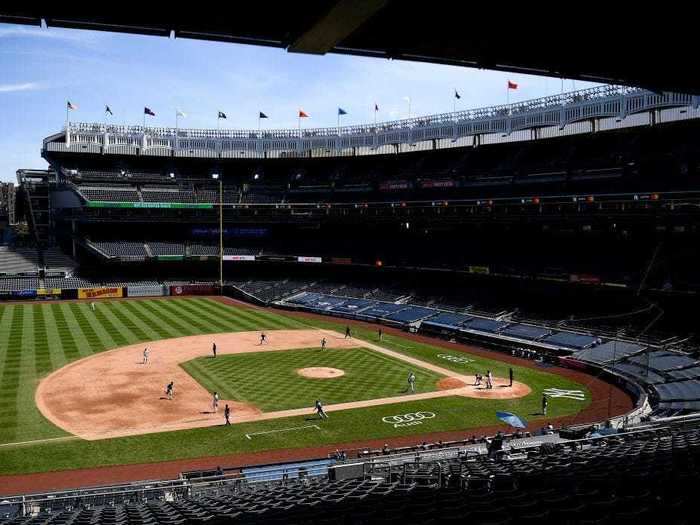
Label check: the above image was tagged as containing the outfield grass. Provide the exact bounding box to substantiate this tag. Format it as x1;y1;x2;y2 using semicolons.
181;347;445;411
0;298;591;477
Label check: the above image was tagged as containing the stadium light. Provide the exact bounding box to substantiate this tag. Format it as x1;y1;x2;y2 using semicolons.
253;173;260;180
211;173;219;180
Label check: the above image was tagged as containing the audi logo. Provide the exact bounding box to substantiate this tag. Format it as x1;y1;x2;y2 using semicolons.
382;411;436;428
437;353;474;364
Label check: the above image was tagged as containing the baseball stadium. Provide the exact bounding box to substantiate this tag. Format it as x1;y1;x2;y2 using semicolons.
1;5;700;523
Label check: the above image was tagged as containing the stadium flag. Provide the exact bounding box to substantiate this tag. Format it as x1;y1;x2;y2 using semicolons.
105;105;113;115
66;100;78;127
506;80;518;105
143;106;155;127
454;90;461;99
298;108;309;134
337;107;347;135
175;109;186;132
453;89;461;113
216;110;227;130
374;102;379;126
257;111;268;132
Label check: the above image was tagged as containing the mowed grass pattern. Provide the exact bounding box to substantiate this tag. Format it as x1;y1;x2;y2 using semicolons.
182;347;445;411
0;298;308;445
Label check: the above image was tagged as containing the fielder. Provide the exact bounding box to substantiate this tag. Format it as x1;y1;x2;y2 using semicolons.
542;394;549;416
224;404;231;425
344;326;352;339
321;337;327;351
259;332;267;345
165;381;174;400
143;347;150;364
212;342;217;358
212;392;220;412
486;370;493;389
315;399;328;419
407;371;416;393
90;302;96;312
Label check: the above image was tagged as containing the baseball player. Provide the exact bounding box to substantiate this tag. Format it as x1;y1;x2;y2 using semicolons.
474;373;482;386
165;381;174;400
212;392;220;412
259;332;267;345
143;347;150;365
212;342;217;358
509;368;514;387
378;328;383;341
486;370;493;389
344;326;352;339
321;337;327;351
224;404;231;425
542;394;549;416
407;371;416;393
90;302;96;312
315;399;328;419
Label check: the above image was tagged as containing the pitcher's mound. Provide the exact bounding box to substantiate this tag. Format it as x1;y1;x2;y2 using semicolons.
297;367;345;379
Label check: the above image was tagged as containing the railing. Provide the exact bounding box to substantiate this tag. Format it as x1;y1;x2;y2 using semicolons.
48;85;699;158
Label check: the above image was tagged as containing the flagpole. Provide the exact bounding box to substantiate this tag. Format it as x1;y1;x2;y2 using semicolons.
453;89;456;114
258;114;261;133
374;106;377;127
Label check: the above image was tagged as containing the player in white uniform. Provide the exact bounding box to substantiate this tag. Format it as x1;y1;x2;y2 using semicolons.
143;347;150;364
407;372;416;393
321;337;327;351
90;302;96;312
212;392;220;412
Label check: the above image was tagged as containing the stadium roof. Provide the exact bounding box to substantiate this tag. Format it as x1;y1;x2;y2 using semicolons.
2;3;699;94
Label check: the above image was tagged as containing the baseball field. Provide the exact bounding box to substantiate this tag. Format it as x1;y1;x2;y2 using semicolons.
0;297;600;484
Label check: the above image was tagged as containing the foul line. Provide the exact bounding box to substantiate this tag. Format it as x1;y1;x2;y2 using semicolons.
245;424;321;440
0;436;78;448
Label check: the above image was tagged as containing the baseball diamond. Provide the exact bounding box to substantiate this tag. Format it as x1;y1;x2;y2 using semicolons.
0;297;597;481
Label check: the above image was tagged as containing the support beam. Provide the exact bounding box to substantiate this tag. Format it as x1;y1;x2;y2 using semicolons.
289;0;389;55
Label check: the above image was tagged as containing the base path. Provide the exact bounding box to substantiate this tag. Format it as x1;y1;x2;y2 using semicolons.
36;329;529;441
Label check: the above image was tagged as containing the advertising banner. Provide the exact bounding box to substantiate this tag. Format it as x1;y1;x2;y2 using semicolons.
297;256;323;263
11;289;37;298
86;202;213;209
36;288;62;296
569;274;601;285
78;287;124;299
170;284;218;296
223;255;256;262
127;285;165;297
467;265;490;275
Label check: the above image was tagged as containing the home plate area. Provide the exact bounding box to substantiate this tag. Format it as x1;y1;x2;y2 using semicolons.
36;329;530;440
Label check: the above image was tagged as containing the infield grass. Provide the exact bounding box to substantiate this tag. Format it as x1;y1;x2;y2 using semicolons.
181;347;445;411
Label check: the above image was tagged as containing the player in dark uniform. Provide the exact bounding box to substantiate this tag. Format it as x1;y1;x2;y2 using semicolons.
542;394;548;415
259;332;267;345
224;404;231;425
165;381;174;400
315;399;328;419
212;342;217;358
321;337;327;351
345;326;351;339
509;367;514;387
